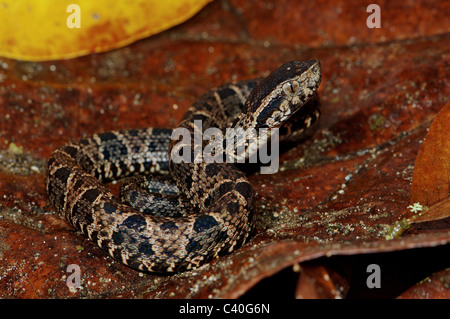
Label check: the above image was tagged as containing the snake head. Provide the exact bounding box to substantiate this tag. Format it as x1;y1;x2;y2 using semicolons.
244;60;322;129
224;60;321;162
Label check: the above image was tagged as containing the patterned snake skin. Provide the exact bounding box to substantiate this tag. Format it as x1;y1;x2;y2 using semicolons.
46;60;322;272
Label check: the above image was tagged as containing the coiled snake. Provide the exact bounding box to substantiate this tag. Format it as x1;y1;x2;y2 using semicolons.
46;60;322;272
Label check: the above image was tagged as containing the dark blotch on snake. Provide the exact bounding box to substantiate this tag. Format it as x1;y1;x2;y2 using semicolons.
54;166;71;184
71;179;84;195
112;230;124;245
226;201;239;215
205;163;222;179
122;214;147;232
160;221;178;232
102;201;117;214
97;132;117;142
80;188;102;204
186;239;201;253
214;182;234;201
235;182;253;200
62;145;78;158
193;215;219;233
138;241;155;257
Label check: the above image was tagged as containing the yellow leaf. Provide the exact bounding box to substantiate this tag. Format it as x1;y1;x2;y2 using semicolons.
0;0;212;61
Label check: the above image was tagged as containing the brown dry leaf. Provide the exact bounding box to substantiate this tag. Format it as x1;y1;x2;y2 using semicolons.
1;0;450;300
295;263;349;299
398;269;450;299
410;102;450;207
414;197;450;223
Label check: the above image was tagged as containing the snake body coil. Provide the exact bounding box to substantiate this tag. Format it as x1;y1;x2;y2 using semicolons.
46;60;322;272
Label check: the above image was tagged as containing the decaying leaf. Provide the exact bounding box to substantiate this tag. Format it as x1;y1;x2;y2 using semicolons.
410;102;450;207
0;0;211;61
404;198;450;237
295;263;349;299
1;0;449;300
398;269;450;299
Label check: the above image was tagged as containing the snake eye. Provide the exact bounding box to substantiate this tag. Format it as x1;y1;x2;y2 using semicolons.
282;82;293;95
282;81;299;95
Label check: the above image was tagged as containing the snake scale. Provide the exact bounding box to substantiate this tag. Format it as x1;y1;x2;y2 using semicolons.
46;60;322;273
